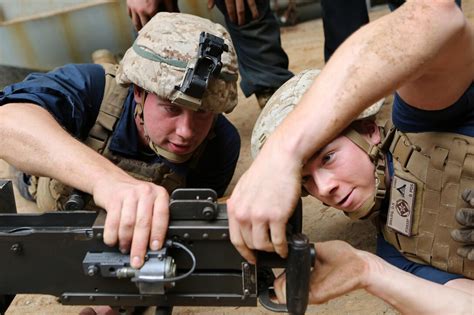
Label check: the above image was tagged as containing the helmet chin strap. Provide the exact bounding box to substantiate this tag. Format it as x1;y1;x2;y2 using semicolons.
342;127;388;220
135;92;193;164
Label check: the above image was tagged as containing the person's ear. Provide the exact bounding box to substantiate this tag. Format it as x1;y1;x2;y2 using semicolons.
360;120;381;145
133;85;144;103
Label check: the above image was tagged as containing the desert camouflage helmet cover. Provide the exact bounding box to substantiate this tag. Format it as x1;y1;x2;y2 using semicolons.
116;12;238;113
251;69;384;158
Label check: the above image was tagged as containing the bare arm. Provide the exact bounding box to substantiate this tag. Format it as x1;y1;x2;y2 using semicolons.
274;241;473;315
0;103;125;192
0;103;169;268
227;0;472;262
366;259;473;315
272;0;470;171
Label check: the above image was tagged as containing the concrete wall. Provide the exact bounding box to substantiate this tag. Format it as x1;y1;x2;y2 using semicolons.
0;0;225;70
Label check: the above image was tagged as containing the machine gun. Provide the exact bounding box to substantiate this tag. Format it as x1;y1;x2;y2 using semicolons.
0;181;315;315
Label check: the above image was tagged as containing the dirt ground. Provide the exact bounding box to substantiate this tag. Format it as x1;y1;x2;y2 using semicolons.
2;1;474;314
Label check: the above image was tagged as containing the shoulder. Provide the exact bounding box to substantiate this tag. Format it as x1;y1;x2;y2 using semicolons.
396;3;473;109
3;63;107;98
214;115;240;143
393;83;474;136
199;114;241;164
45;64;106;86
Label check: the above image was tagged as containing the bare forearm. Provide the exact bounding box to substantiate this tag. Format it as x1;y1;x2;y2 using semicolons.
270;0;466;165
365;254;473;315
0;103;131;195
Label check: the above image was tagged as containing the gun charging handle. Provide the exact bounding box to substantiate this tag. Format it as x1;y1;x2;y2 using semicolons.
286;233;315;315
259;233;316;315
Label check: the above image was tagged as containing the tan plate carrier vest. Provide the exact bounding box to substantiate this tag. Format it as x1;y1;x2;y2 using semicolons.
382;128;474;279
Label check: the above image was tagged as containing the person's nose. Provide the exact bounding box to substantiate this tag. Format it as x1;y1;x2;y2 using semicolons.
313;171;338;200
175;111;195;139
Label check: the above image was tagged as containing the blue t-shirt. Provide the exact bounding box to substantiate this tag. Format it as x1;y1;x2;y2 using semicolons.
0;64;240;197
392;83;474;136
377;82;474;284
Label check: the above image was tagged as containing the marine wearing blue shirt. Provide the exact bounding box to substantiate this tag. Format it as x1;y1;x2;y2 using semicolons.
0;12;241;270
0;64;240;197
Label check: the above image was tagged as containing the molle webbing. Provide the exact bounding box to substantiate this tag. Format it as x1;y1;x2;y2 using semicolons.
384;130;474;279
85;64;129;152
102;142;185;194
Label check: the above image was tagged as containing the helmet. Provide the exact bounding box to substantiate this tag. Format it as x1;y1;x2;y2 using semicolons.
116;12;238;114
251;69;384;158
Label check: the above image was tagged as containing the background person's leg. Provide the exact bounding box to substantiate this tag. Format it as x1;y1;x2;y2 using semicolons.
214;0;293;107
321;0;369;62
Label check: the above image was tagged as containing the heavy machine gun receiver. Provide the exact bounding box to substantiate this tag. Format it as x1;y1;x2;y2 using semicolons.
0;182;315;315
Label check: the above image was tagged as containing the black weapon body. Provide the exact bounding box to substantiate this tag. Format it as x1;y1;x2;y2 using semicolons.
0;185;314;315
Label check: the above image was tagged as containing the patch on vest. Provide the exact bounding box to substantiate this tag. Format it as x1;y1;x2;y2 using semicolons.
387;175;416;236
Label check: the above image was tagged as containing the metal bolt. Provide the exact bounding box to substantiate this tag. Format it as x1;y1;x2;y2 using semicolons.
89;296;95;301
87;265;98;276
95;233;103;240
202;233;209;239
244;289;250;296
183;233;190;239
117;267;136;278
221;233;228;239
243;263;249;270
10;243;22;254
202;206;214;219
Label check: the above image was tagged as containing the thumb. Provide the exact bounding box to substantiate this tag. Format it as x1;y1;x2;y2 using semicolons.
274;272;287;304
